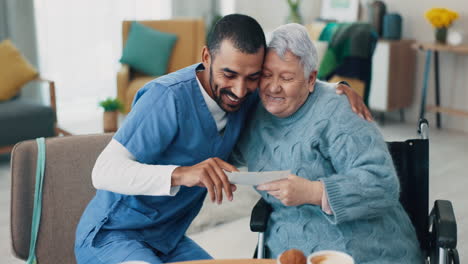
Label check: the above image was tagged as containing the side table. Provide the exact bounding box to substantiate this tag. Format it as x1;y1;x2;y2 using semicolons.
413;42;468;128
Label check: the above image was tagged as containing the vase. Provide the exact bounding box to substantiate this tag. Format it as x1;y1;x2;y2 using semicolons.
286;7;302;24
435;27;448;44
368;0;387;37
103;111;118;133
382;13;402;40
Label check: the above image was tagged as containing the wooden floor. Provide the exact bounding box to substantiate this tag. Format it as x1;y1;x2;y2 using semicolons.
0;121;467;263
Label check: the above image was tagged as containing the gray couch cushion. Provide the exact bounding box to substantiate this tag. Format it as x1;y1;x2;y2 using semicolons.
0;99;56;146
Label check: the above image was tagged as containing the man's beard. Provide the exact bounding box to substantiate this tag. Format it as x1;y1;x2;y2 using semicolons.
208;64;251;111
208;64;224;107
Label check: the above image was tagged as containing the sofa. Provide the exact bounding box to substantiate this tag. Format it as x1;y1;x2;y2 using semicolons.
117;19;206;113
0;78;70;155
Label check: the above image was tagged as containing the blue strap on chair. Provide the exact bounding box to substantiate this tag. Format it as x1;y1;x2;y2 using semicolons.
26;137;46;264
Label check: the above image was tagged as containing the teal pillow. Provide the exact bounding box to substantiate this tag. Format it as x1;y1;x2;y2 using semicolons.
120;22;177;76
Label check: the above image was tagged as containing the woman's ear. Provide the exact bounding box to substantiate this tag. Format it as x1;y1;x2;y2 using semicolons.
308;71;318;93
201;46;211;68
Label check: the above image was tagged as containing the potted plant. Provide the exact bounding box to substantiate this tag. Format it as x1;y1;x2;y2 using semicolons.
99;97;124;133
425;8;459;44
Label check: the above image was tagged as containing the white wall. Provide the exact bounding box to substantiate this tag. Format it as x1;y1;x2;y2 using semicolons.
233;0;322;32
232;0;468;132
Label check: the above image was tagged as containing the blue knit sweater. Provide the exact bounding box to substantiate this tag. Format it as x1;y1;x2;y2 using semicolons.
234;81;423;263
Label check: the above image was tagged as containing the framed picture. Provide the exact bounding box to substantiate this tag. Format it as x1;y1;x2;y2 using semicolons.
320;0;360;22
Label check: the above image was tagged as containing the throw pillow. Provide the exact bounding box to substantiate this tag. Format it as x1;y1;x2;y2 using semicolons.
120;22;177;76
0;39;38;101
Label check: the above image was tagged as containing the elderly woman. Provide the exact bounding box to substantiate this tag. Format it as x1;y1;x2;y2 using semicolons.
233;24;423;263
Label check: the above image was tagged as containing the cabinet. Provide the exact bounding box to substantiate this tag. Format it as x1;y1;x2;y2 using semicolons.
369;40;416;112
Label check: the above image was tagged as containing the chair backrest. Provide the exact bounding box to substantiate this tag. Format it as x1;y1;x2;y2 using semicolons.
122;19;205;74
387;139;429;252
10;134;112;263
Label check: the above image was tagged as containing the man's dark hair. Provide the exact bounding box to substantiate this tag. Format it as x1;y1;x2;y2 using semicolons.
207;14;266;58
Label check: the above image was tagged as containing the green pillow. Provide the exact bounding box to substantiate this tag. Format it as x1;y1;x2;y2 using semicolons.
120;22;177;76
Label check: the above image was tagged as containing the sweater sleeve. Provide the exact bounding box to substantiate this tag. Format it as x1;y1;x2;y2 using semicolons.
320;121;400;224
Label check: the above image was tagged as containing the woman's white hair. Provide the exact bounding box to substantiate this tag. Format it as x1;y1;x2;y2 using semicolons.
268;23;318;78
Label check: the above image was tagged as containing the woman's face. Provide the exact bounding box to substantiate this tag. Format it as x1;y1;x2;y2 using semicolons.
260;49;317;118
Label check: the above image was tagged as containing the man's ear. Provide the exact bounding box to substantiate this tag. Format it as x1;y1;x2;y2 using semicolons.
308;71;318;93
201;46;211;68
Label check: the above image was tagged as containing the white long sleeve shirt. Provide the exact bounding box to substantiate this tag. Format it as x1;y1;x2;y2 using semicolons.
92;76;227;196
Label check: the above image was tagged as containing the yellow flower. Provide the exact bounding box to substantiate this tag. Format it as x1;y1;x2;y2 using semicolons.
441;14;449;27
425;7;459;28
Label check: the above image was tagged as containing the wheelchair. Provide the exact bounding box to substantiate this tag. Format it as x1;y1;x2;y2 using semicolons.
250;119;459;263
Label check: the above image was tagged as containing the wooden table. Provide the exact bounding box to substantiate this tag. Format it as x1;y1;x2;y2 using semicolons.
413;42;468;128
168;259;276;264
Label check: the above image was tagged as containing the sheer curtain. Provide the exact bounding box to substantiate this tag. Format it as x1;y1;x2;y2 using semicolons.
0;0;9;41
34;0;171;112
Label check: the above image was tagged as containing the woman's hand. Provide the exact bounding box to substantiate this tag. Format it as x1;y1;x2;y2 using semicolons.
256;175;323;206
336;82;373;121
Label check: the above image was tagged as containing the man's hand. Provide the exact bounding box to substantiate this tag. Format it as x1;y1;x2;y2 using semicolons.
256;175;323;207
336;82;373;121
171;158;238;204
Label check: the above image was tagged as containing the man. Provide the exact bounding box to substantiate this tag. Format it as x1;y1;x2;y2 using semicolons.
75;14;370;264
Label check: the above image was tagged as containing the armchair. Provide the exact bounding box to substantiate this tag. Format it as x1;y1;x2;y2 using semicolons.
10;134;112;263
117;19;205;112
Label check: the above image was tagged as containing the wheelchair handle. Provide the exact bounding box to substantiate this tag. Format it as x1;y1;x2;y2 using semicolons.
419;119;429;140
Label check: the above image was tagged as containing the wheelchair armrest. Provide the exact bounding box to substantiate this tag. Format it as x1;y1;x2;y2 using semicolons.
430;200;457;249
250;198;272;232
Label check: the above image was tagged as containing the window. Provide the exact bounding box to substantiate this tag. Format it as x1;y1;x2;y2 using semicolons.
34;0;172;113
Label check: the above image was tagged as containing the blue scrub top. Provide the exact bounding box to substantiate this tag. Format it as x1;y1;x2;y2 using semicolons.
75;64;258;254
